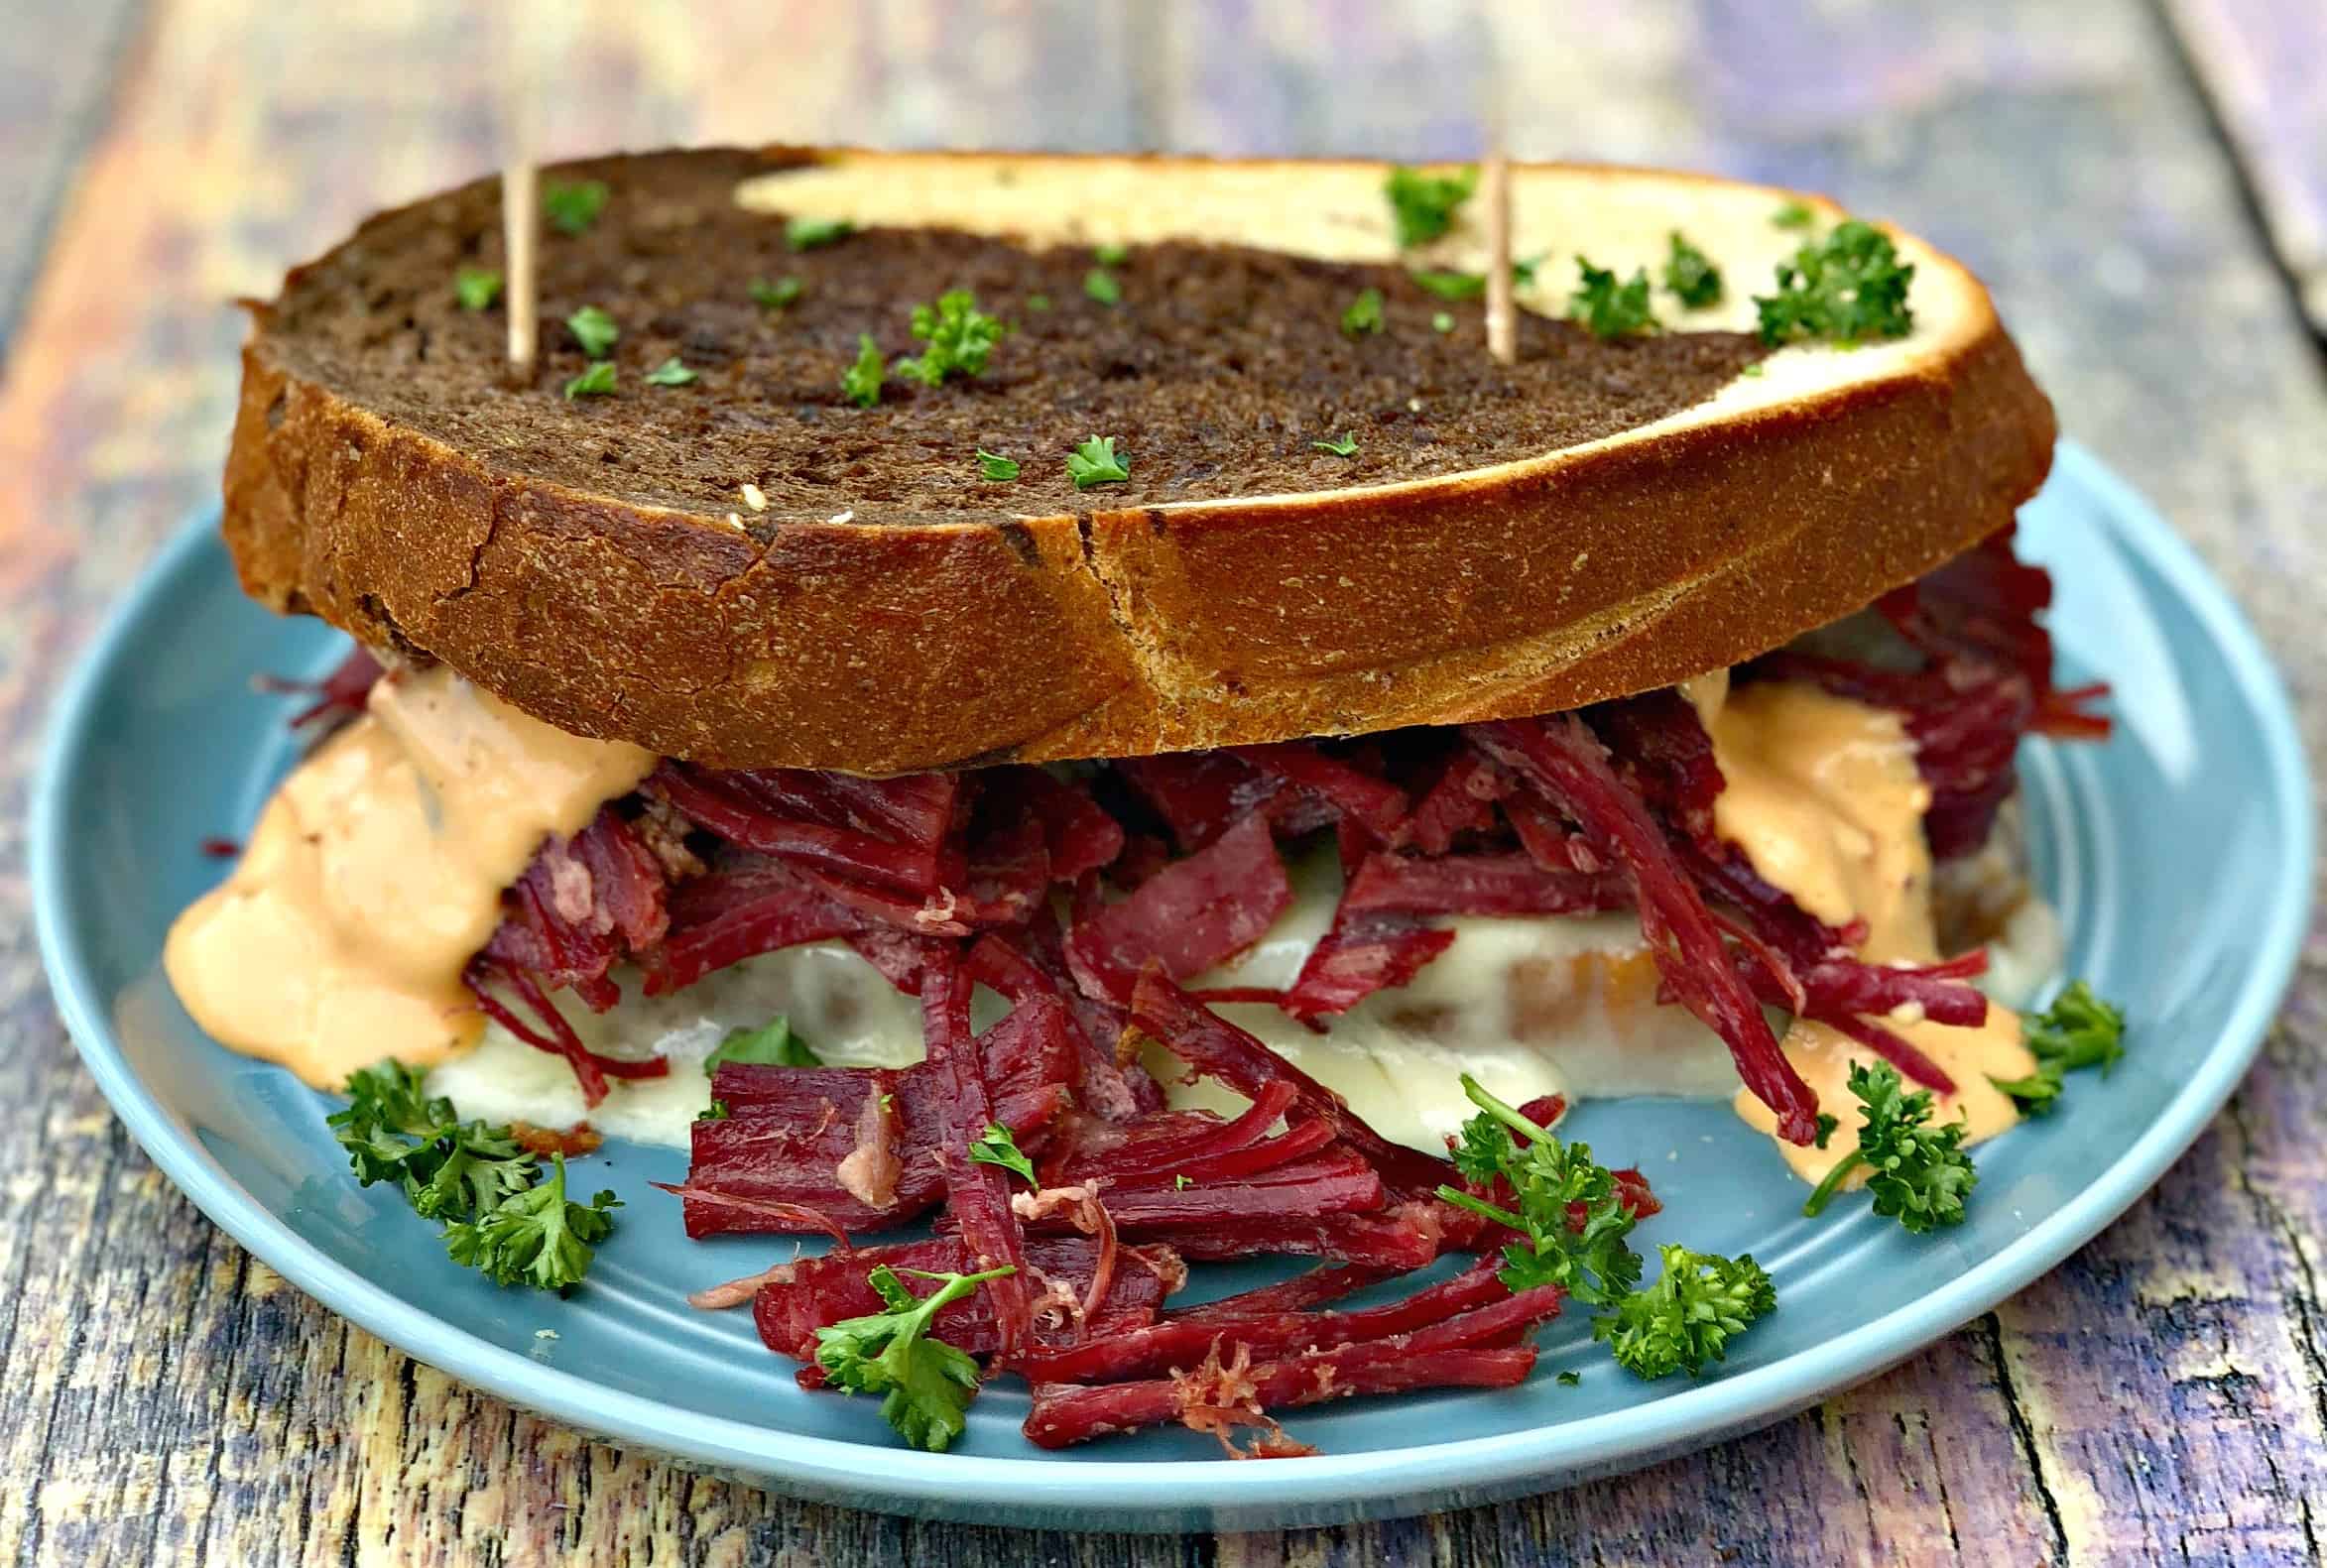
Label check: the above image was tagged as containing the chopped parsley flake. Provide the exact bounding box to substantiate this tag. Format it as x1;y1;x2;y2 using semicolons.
565;304;618;359
562;361;616;399
1661;232;1724;308
1568;260;1656;339
1991;981;2127;1116
1772;200;1816;229
975;448;1021;481
786;215;855;251
1094;242;1130;266
966;1123;1038;1185
1385;164;1478;249
1026;293;1052;312
894;291;1008;387
1311;433;1360;457
707;1016;820;1070
1083;268;1122;305
1065;434;1130;489
644;357;697;387
1431;310;1456;334
842;333;885;407
542;179;610;235
1341;287;1386;337
453;266;503;311
750;276;804;310
1409;269;1486;302
1755;220;1916;346
1408;256;1541;302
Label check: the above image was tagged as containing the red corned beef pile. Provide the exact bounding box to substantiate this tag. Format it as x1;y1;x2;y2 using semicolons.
308;528;2103;1449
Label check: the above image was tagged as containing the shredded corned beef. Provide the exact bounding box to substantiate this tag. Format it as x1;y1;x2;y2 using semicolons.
1064;813;1293;1003
443;533;2092;1141
1022;1281;1566;1450
919;948;1039;1358
291;529;2097;1451
1473;715;1824;1146
264;645;385;731
750;1235;1175;1365
672;994;1075;1237
1012;1254;1513;1384
480;807;670;1013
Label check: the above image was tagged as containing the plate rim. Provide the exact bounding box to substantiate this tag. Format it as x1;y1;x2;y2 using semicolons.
30;440;2314;1530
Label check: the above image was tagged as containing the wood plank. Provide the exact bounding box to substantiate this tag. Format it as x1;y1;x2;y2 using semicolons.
2165;0;2327;334
0;0;145;355
0;0;2322;1563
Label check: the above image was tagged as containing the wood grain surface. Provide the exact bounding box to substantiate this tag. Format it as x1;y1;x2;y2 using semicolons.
2;2;2323;1563
2165;0;2327;334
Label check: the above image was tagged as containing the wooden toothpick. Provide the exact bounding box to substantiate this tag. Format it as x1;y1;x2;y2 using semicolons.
1484;137;1516;367
504;157;538;377
500;23;539;379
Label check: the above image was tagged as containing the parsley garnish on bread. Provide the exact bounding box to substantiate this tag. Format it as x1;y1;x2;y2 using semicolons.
1756;220;1916;346
1385;163;1478;247
542;179;609;235
224;149;2025;774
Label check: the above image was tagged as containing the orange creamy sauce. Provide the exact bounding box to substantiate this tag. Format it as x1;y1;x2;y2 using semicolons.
163;666;655;1089
1690;671;2036;1182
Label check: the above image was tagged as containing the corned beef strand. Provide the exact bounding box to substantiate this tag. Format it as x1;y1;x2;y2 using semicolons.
1023;1281;1569;1452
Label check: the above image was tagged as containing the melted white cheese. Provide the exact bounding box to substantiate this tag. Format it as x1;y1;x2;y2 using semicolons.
423;838;2065;1153
427;940;941;1146
442;849;1766;1152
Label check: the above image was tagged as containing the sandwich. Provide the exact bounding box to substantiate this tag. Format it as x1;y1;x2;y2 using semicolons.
163;148;2121;1449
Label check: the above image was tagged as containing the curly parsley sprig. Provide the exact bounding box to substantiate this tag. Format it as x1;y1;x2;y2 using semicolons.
816;1265;1016;1452
1385;165;1478;249
1755;219;1915;346
443;1155;620;1290
1661;231;1724;308
1568;259;1656;339
893;291;1008;387
1439;1079;1644;1305
1992;981;2127;1116
1800;1059;1977;1231
1596;1245;1776;1380
329;1062;619;1291
1437;1076;1775;1380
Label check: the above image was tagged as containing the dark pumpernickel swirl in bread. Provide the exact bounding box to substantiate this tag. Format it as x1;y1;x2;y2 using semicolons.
223;147;2055;773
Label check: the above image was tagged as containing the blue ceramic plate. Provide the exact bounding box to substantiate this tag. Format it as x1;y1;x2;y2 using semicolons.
32;443;2310;1531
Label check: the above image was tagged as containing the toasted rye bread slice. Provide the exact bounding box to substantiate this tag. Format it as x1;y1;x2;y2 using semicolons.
223;147;2053;773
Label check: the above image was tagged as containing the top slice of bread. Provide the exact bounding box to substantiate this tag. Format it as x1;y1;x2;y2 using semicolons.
223;147;2054;773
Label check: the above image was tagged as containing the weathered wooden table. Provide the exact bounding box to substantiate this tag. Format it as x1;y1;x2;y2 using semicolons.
4;2;2321;1562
